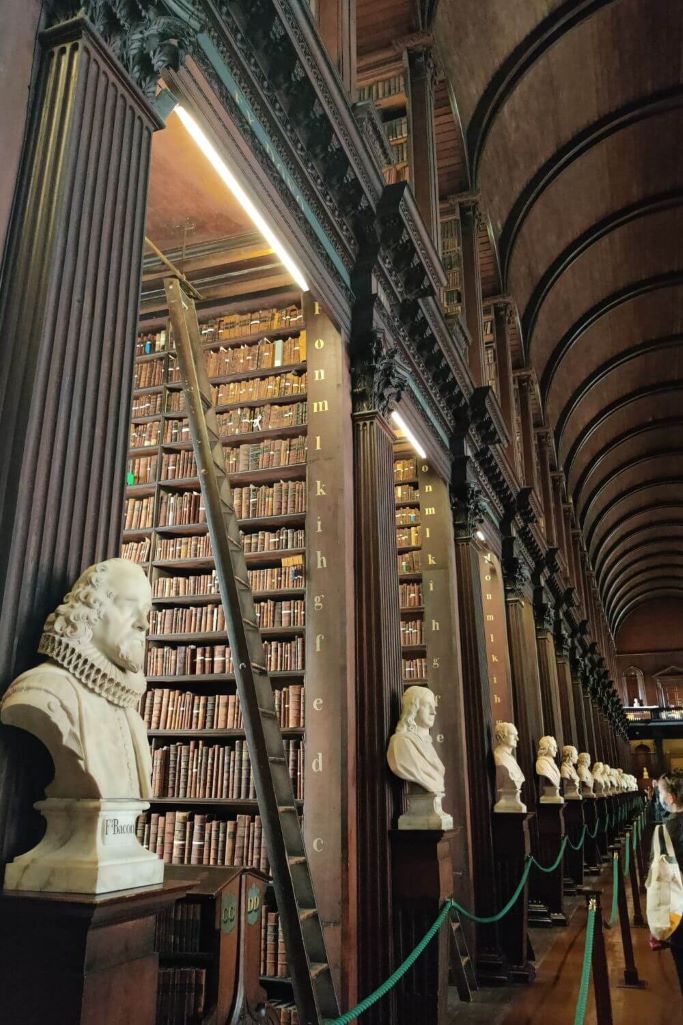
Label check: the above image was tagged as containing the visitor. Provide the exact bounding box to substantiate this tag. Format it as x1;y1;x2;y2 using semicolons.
654;771;683;992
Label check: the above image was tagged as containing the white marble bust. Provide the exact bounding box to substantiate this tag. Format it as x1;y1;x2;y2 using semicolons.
560;745;582;800
536;735;563;804
1;559;163;893
592;761;607;795
2;559;153;799
577;752;595;796
387;685;453;830
493;721;526;813
603;764;614;791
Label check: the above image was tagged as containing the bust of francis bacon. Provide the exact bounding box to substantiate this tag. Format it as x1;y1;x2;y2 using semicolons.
1;559;153;800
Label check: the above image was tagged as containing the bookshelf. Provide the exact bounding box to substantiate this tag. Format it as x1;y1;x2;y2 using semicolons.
394;451;427;685
440;210;463;321
124;299;312;1017
357;59;411;185
483;306;498;396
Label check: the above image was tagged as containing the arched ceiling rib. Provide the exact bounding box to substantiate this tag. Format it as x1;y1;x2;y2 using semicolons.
434;0;683;632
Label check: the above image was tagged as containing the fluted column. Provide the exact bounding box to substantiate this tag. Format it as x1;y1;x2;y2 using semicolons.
451;455;507;981
352;341;403;1025
534;590;564;749
0;10;189;869
407;48;439;245
459;200;486;387
554;620;578;747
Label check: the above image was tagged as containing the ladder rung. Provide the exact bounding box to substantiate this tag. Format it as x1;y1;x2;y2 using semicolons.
278;805;297;814
461;956;470;966
288;856;306;866
251;662;267;673
270;756;287;764
243;618;259;628
234;576;250;587
310;963;329;979
299;908;317;921
259;708;278;718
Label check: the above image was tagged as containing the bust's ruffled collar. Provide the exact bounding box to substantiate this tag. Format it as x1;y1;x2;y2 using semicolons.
37;632;146;708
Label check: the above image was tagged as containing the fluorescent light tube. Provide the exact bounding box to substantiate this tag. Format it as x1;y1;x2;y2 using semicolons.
174;105;309;292
391;411;427;459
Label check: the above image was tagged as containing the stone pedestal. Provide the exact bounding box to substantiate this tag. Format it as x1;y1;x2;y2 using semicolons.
398;787;453;831
531;803;566;925
493;812;535;981
563;797;585;891
391;830;458;1025
582;796;601;874
0;881;188;1025
4;799;163;894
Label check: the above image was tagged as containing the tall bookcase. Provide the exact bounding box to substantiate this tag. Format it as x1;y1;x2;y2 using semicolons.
124;297;313;1024
357;58;411;185
394;450;426;685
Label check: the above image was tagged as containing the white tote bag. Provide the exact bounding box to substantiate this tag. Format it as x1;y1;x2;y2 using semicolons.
646;824;683;940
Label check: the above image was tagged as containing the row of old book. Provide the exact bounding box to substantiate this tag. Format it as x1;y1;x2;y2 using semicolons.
385;114;408;142
163;399;308;438
399;582;423;607
201;372;307;407
388;139;408;165
394;457;417;481
358;71;405;103
130;420;161;449
395;505;419;526
398;550;421;574
394;483;419;503
125;496;155;531
123;532;303;564
198;304;303;343
233;482;307;520
401;620;424;646
150;739;304;801
132;391;164;417
121;538;151;563
150;599;305;636
156;902;203;953
403;657;427;681
159;435;307;476
128;453;157;485
269;1002;300;1025
140;684;305;732
396;525;422;548
152;558;303;596
135;358;165;390
187;334;306;375
136;329;167;356
146;637;305;677
138;810;270;872
156;968;205;1025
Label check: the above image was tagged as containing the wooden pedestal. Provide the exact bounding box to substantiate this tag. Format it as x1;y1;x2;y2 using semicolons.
493;813;535;981
391;829;457;1025
582;797;601;874
531;804;567;925
563;800;585;890
596;798;609;861
0;881;188;1025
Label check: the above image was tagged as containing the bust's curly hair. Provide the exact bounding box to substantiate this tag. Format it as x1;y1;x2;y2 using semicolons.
42;559;138;642
538;735;556;757
395;685;433;734
494;721;516;745
562;745;578;760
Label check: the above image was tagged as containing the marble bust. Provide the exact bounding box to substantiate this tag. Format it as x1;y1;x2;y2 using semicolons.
591;761;607;795
577;752;595;796
603;764;614;791
387;685;453;830
493;721;526;813
1;559;163;893
536;735;563;804
560;745;582;800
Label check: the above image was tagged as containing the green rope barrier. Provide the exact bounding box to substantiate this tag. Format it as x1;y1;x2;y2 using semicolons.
573;901;596;1025
568;825;588;852
451;858;534;924
587;820;600;840
326;900;453;1025
606;853;619;928
531;836;569;874
624;834;631;877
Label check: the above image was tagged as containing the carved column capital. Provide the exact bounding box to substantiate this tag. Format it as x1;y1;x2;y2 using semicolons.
351;333;405;416
450;479;486;542
49;1;196;99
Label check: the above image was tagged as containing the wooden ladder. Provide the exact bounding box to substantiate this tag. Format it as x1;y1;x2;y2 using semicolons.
164;277;339;1025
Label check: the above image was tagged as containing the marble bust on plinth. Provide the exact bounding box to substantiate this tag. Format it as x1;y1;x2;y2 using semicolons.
493;721;526;813
387;685;453;830
0;559;163;893
577;752;595;796
536;735;564;804
560;745;582;800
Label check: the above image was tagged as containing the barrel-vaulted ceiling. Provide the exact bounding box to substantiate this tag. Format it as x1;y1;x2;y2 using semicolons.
433;0;683;633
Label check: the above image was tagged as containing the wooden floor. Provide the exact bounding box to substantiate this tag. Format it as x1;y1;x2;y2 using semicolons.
449;871;683;1025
